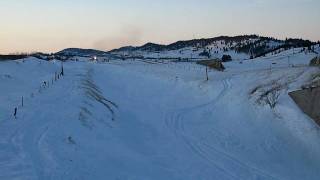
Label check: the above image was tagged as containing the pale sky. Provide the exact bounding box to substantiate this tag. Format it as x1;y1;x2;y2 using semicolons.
0;0;319;54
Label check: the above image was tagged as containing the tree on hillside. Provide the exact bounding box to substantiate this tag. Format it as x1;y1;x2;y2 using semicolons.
222;55;232;62
199;50;211;58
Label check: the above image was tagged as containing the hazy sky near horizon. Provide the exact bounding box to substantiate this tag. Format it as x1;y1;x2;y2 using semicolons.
0;0;319;53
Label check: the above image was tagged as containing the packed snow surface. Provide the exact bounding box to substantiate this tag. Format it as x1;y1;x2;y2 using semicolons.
0;49;320;180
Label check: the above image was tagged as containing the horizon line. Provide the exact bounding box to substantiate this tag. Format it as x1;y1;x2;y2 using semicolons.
1;34;319;55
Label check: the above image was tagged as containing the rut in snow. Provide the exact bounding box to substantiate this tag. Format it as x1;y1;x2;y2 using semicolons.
78;67;118;128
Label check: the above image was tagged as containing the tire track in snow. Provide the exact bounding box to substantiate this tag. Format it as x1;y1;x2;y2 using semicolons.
165;77;281;180
165;78;237;179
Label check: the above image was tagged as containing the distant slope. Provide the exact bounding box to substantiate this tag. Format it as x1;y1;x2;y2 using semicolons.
110;35;260;53
53;35;318;61
0;54;28;61
109;35;317;60
56;48;109;57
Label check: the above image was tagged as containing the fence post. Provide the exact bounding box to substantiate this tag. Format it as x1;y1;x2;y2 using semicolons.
206;67;209;81
14;107;17;119
61;63;64;76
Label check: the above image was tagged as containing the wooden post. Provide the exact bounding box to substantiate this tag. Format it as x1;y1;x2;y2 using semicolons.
22;96;24;107
61;63;64;76
206;67;209;81
14;107;17;119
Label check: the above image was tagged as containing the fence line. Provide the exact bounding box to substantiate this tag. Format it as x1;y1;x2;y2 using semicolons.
13;63;65;119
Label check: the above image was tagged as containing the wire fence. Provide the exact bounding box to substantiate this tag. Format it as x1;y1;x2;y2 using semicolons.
12;62;65;119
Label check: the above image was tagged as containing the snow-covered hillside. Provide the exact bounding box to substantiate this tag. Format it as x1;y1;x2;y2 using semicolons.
0;47;320;180
109;35;318;61
110;36;258;60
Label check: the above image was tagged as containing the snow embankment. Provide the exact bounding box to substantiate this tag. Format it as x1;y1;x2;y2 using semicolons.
0;51;320;180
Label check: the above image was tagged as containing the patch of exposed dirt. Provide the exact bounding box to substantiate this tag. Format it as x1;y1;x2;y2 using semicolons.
78;68;118;129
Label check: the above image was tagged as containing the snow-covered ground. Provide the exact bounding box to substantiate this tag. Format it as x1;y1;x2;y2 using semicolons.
0;48;320;180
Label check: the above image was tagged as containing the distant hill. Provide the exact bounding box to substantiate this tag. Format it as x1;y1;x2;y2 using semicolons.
0;54;28;61
109;35;317;60
37;35;319;61
56;48;109;57
1;35;317;61
110;35;261;53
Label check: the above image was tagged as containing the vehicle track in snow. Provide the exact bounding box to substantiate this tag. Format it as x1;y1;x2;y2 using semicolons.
164;77;280;180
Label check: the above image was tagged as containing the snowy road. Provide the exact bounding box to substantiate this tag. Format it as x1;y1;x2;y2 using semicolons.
1;59;320;180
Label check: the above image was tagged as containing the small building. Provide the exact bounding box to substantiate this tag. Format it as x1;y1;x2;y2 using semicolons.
197;59;225;71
